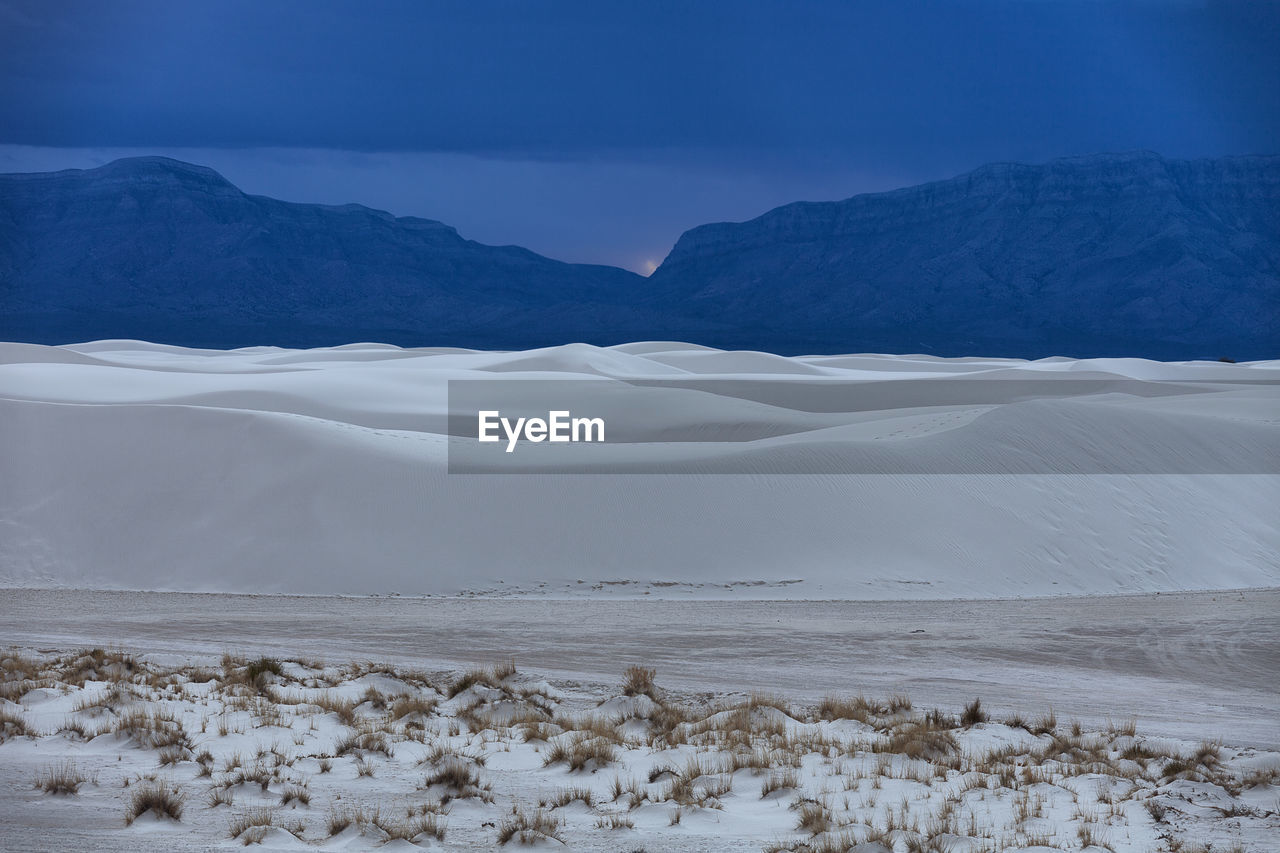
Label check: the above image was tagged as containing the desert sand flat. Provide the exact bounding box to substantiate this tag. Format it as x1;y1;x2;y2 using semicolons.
1;341;1276;598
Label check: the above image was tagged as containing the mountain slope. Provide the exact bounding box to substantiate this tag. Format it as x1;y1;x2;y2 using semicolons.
648;151;1279;359
0;152;1276;357
0;157;666;349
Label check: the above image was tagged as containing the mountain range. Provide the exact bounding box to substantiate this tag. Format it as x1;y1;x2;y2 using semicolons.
2;151;1276;358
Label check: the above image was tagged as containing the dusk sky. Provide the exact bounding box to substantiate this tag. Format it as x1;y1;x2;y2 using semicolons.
2;0;1276;272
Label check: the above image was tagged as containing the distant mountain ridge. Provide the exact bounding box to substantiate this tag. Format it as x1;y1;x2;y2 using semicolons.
0;156;671;350
647;151;1279;359
1;152;1277;357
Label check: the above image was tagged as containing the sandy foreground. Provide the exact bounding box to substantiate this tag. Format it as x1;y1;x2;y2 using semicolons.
2;589;1278;851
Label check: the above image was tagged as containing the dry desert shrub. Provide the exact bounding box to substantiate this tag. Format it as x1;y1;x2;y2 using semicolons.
817;695;879;724
1241;766;1280;788
73;682;138;714
125;782;184;825
421;759;493;802
622;665;658;698
326;805;375;836
208;786;235;808
333;726;393;758
793;798;832;835
761;768;801;798
358;685;387;710
657;757;733;807
227;807;275;841
391;695;438;720
279;783;309;806
541;786;595;808
0;708;32;742
877;720;959;761
554;713;624;744
960;698;987;727
221;656;283;696
595;811;635;829
225;762;278;792
375;812;446;841
307;691;356;725
112;707;190;750
34;761;90;794
1108;717;1138;737
1033;707;1058;735
542;732;619;771
57;717;107;741
497;806;563;845
448;661;516;698
421;741;487;768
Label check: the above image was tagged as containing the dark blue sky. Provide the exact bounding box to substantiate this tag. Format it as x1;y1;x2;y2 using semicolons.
2;0;1276;271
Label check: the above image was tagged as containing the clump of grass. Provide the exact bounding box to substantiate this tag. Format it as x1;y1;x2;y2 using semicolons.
333;728;393;758
376;813;446;841
541;786;595;809
761;768;800;798
226;809;273;840
448;661;515;698
541;733;618;771
1;708;32;742
622;665;658;699
358;685;387;711
222;655;284;696
1108;717;1137;737
112;708;190;750
208;787;235;808
1241;766;1279;788
595;812;634;829
879;719;958;760
34;761;89;795
326;806;369;836
57;717;106;741
157;745;189;766
311;692;356;726
961;697;987;727
497;807;563;845
391;695;438;720
421;760;493;802
124;782;184;825
794;799;831;835
280;783;310;806
72;683;137;715
816;695;878;724
1033;707;1058;735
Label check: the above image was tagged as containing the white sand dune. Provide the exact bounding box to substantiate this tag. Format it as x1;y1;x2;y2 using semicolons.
0;340;1276;597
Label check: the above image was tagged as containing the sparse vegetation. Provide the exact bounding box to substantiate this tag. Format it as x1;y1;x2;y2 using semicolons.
1;646;1270;852
622;665;658;698
497;806;563;844
961;697;987;726
125;782;184;825
227;807;275;842
34;761;90;794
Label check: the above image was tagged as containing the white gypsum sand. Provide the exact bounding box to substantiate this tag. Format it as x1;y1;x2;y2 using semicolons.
0;340;1276;597
0;340;1277;850
0;625;1277;852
